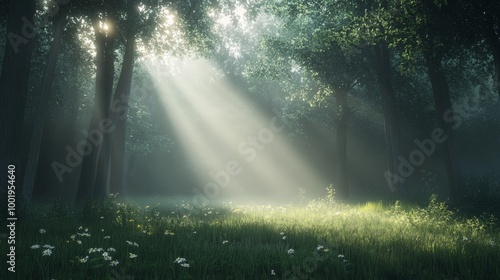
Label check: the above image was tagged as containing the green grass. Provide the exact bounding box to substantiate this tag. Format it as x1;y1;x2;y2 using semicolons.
2;193;499;280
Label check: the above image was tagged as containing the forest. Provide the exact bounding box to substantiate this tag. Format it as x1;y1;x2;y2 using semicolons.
0;0;499;279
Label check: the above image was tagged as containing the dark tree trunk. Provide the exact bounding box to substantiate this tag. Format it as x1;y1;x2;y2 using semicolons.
75;23;115;205
92;31;115;199
0;0;36;194
425;53;464;200
22;8;67;204
109;29;136;196
334;87;349;200
373;42;406;199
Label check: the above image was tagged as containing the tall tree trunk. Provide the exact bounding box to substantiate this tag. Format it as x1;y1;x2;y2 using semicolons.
93;31;116;199
425;53;464;200
75;24;115;205
484;29;500;99
109;30;136;196
0;0;36;196
373;43;406;199
22;8;67;204
334;87;349;200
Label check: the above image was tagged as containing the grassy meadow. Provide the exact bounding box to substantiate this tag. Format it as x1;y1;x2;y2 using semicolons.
2;190;499;280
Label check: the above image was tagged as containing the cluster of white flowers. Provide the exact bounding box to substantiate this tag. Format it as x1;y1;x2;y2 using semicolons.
39;229;46;234
88;247;104;254
102;252;112;261
31;243;55;256
287;249;295;255
80;246;122;266
126;240;139;247
174;257;190;268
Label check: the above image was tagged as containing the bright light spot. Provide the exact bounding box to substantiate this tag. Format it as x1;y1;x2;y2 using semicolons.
234;6;246;18
99;21;109;31
138;3;146;12
217;14;231;27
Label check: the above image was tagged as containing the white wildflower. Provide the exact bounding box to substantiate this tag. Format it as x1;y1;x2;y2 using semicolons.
102;252;112;261
287;249;294;255
42;249;52;256
39;229;46;234
174;257;187;264
31;245;40;249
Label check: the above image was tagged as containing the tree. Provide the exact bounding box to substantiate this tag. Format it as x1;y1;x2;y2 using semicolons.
78;0;221;203
0;0;36;196
75;4;117;205
22;5;68;204
252;0;364;199
108;0;139;195
327;0;407;198
395;0;465;199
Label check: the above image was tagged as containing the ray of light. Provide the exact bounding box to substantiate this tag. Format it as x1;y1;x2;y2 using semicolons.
145;58;331;204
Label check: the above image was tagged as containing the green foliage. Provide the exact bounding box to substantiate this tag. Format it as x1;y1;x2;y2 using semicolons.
4;195;500;279
360;201;385;213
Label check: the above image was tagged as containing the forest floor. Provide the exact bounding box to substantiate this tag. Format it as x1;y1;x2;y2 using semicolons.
2;193;500;280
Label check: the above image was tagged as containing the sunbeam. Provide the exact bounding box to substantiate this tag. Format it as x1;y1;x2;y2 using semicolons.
145;58;330;204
